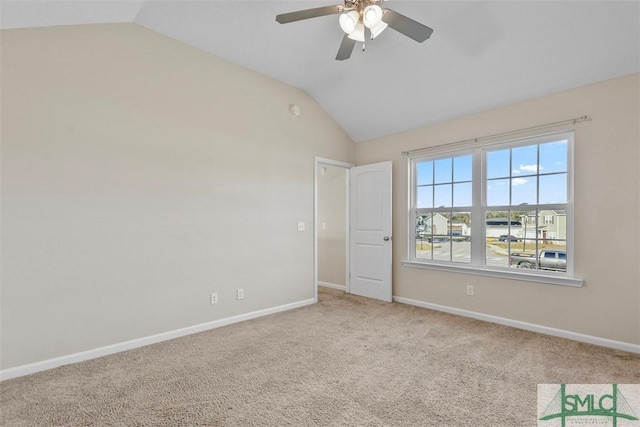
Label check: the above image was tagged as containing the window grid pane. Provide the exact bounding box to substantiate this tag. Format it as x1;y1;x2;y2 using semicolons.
415;210;471;264
417;161;433;186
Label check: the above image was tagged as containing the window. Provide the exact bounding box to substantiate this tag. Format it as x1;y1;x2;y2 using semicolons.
407;132;577;285
414;154;472;263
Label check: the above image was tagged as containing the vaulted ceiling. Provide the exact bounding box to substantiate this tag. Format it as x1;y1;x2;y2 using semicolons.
2;1;639;142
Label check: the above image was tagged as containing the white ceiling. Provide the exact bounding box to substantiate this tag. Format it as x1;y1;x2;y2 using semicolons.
2;1;639;142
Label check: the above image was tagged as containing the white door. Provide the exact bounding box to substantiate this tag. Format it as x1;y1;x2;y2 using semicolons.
349;161;392;302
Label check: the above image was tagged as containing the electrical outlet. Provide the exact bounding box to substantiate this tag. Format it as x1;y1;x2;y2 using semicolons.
237;288;244;300
466;285;474;296
210;292;218;305
297;222;305;231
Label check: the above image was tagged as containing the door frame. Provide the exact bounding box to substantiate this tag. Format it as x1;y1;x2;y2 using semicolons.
314;157;354;302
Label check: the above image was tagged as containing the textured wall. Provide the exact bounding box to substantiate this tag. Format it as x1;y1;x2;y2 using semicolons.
356;73;640;345
0;23;355;369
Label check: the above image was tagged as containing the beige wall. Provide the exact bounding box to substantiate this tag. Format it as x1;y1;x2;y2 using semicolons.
317;165;347;286
356;73;640;345
0;23;355;369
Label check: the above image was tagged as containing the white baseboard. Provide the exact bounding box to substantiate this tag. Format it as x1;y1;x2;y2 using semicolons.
318;281;346;291
0;298;316;382
393;296;640;354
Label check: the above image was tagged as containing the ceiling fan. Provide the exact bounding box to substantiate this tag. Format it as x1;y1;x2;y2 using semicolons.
276;0;434;61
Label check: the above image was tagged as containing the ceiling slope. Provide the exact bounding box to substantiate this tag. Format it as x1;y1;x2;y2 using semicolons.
2;1;639;142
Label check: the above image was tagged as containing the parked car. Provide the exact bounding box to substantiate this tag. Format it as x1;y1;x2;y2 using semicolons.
509;250;566;272
499;235;519;242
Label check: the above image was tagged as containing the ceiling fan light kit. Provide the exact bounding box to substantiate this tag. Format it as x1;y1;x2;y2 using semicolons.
276;0;434;61
339;10;359;34
348;22;366;42
362;5;383;28
369;21;388;39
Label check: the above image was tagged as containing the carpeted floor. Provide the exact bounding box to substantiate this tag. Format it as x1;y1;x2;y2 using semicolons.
1;287;639;426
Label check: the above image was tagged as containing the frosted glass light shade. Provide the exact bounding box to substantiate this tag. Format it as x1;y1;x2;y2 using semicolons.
339;11;360;34
363;5;383;28
370;21;388;38
347;22;365;42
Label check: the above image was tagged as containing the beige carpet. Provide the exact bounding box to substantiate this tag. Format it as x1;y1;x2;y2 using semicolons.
1;287;638;426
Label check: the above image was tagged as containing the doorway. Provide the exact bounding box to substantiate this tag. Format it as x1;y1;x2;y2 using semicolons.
314;158;352;302
314;158;393;303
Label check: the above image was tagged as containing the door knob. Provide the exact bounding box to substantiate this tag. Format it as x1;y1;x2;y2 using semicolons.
383;236;391;241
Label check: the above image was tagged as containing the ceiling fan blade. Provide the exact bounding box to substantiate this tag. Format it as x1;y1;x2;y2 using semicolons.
382;9;434;43
336;34;356;60
276;5;341;24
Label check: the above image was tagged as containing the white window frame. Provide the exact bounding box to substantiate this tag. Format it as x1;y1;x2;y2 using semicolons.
412;150;475;264
403;131;583;287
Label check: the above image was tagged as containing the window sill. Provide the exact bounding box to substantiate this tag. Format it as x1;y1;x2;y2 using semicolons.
401;260;584;287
